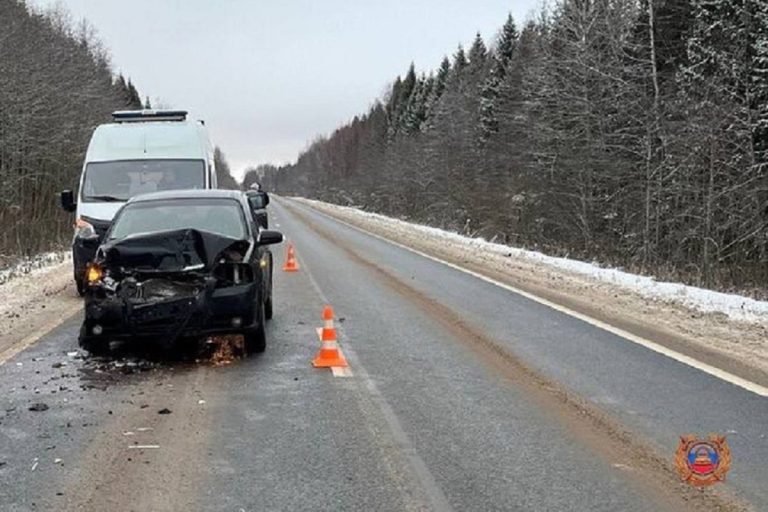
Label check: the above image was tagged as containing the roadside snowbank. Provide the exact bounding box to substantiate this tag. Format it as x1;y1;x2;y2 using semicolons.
297;198;768;325
0;251;70;286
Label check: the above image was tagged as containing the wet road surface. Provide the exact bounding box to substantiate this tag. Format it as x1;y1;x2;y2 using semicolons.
0;198;763;511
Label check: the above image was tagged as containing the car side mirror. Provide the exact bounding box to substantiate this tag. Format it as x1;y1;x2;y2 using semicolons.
257;230;283;245
262;192;270;206
60;190;76;212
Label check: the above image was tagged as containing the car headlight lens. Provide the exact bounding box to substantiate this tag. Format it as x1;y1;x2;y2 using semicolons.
86;263;104;284
74;217;98;239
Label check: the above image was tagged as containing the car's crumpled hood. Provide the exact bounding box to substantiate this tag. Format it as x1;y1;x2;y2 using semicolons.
99;228;250;273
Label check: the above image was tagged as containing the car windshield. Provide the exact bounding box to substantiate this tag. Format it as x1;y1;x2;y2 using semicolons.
109;198;247;240
82;159;205;202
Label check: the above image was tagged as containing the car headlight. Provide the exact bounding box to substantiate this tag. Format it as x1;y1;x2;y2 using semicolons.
74;218;98;240
86;263;104;284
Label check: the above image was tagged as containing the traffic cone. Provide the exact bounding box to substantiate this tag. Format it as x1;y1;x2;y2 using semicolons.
312;305;348;368
283;243;299;272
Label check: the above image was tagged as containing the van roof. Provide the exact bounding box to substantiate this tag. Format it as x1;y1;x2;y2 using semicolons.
85;121;209;162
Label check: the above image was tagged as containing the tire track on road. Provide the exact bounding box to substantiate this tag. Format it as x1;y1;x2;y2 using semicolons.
283;199;750;512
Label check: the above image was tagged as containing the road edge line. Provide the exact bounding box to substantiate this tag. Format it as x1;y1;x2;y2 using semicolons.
289;199;768;398
0;302;82;366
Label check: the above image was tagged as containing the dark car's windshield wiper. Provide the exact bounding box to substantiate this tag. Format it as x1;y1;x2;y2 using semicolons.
87;195;125;202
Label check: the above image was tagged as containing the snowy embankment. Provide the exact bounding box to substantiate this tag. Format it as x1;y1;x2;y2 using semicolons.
0;251;70;286
0;251;80;360
292;196;768;375
297;198;768;324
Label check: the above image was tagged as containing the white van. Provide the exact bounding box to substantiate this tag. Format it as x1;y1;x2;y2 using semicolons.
60;110;218;294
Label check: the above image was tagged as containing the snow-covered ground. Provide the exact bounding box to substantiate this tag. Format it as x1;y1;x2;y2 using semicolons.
297;199;768;324
0;251;80;360
0;251;70;286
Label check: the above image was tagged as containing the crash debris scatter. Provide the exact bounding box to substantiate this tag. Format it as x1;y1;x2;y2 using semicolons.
207;335;245;366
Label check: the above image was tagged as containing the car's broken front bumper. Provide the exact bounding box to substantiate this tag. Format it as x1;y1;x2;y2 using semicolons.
80;281;259;344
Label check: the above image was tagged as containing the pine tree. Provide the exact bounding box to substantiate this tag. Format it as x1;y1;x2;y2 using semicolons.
752;0;768;166
468;32;487;75
422;58;451;130
403;74;434;134
480;16;519;143
452;45;467;77
126;79;142;109
496;14;519;76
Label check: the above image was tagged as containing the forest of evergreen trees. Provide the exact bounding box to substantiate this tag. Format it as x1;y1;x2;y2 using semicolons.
260;0;768;295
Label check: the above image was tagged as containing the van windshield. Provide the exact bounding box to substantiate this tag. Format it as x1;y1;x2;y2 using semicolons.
82;159;205;202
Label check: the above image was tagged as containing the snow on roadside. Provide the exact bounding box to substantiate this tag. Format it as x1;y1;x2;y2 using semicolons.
0;251;70;286
298;198;768;324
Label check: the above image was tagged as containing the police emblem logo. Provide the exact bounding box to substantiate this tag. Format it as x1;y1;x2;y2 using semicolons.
675;434;731;486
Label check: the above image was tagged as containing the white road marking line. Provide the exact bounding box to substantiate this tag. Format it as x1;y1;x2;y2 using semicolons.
294;200;768;399
285;235;453;511
331;366;354;377
315;330;354;377
0;302;82;366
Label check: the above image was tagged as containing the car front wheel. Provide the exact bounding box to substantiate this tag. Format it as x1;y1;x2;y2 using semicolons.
244;303;266;354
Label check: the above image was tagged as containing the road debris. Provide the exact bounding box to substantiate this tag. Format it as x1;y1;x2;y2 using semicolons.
158;408;172;415
28;403;48;412
198;399;206;405
30;458;38;471
207;335;245;366
127;445;160;449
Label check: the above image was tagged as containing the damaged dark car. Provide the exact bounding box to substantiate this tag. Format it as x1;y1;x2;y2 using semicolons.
79;190;283;355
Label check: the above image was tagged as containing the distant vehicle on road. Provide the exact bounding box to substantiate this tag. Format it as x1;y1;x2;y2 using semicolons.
59;110;219;295
78;190;283;355
245;188;270;228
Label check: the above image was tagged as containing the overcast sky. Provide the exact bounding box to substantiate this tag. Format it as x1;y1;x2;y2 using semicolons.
33;1;539;178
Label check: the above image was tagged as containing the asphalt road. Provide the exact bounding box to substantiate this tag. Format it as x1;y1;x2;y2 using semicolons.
0;197;764;511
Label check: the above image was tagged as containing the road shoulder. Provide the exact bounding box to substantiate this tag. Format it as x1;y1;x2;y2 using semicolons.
291;197;768;389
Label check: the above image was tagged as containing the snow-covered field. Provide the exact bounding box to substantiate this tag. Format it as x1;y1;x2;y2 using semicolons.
293;196;768;374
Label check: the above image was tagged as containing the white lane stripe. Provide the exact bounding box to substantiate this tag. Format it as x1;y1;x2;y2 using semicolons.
280;215;453;511
293;200;768;399
331;365;353;377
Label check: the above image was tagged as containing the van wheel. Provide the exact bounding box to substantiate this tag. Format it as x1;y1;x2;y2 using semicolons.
76;278;86;297
244;303;266;354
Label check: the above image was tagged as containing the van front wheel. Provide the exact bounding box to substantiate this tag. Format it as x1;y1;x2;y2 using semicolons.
75;278;86;297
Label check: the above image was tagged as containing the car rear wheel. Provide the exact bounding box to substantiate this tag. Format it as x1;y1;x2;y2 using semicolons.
244;303;266;354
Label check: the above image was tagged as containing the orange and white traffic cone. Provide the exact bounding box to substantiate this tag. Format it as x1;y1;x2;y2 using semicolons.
282;243;299;272
312;305;348;368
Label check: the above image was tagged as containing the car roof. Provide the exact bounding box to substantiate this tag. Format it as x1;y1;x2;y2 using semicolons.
127;189;244;204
